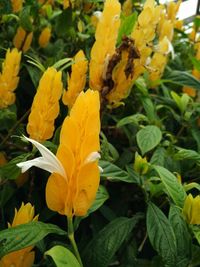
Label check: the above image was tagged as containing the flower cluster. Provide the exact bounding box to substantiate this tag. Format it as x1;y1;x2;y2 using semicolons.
0;203;38;267
27;67;63;142
0;48;21;109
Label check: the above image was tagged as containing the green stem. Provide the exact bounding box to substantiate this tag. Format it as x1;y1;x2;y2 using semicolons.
67;217;83;267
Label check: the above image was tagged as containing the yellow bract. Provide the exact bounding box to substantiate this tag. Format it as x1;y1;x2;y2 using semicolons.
89;0;121;91
27;67;63;142
39;27;51;48
11;0;23;13
13;27;33;53
0;48;21;109
183;194;200;224
63;0;70;9
62;50;88;109
0;203;38;267
46;89;100;217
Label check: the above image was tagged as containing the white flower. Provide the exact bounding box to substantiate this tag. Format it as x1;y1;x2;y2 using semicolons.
17;136;67;180
17;136;102;179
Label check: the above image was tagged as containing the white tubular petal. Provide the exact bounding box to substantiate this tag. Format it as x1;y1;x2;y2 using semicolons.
168;40;175;60
93;11;102;19
17;136;67;179
98;166;104;173
85;152;101;164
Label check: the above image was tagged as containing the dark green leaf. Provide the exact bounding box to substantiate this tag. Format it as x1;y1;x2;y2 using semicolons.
169;205;191;267
82;214;143;267
100;160;136;183
147;202;177;267
0;153;32;180
19;6;33;32
164;70;200;91
153;165;186;207
0;222;66;258
0;108;17;131
117;114;148;127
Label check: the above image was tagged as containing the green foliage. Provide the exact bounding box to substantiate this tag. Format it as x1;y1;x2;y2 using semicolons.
82;214;143;267
136;125;162;155
0;222;66;258
45;245;81;267
147;202;177;267
0;0;200;266
153;165;186;207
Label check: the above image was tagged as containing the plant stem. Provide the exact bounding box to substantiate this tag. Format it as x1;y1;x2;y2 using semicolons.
67;217;83;267
0;108;30;147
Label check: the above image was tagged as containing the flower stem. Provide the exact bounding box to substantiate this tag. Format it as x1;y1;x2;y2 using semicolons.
67;217;83;267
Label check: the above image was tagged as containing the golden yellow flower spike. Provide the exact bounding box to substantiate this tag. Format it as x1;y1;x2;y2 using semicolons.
46;89;100;217
39;27;51;48
62;50;88;109
11;0;23;13
0;48;21;109
89;0;121;92
0;203;38;267
13;27;33;53
183;194;200;224
27;67;63;142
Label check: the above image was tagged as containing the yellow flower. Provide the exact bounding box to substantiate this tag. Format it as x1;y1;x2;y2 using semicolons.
0;203;38;267
18;90;101;218
0;48;21;109
89;0;121;92
182;194;200;224
27;67;63;142
22;32;33;53
133;153;149;175
122;0;132;16
167;0;181;22
62;50;88;109
11;0;23;13
148;52;167;83
38;27;51;48
174;20;183;30
63;0;70;9
46;89;100;217
182;86;196;98
13;27;33;52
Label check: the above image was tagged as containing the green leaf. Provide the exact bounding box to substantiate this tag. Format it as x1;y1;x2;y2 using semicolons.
117;114;148;127
52;58;72;70
147;202;177;267
82;214;143;267
117;12;137;44
0;222;66;258
0;0;12;15
169;205;191;267
140;97;158;122
150;147;166;166
191;57;200;72
0;153;32;180
99;160;136;183
55;9;74;37
184;182;200;192
191;225;200;246
174;148;200;165
19;6;33;32
136;126;162;155
153;165;186;207
164;70;200;91
0;108;17;131
45;245;81;267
